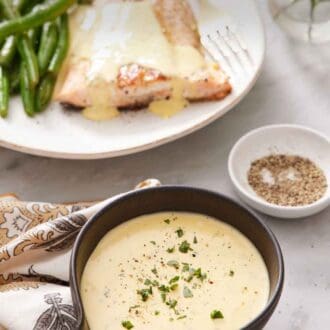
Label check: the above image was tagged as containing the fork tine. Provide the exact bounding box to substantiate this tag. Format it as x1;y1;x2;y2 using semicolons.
201;25;253;85
205;34;236;73
216;30;244;73
226;26;254;66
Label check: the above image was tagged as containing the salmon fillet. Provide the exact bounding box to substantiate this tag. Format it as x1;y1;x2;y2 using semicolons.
55;0;232;110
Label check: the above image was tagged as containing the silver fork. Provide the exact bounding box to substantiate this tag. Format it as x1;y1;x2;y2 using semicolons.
201;26;254;84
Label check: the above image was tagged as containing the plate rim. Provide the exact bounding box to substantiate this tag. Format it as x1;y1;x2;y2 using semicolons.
0;0;265;160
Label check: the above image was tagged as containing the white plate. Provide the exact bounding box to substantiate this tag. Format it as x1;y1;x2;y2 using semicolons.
0;0;265;159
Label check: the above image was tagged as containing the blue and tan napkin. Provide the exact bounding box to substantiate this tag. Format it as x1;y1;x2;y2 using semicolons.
0;179;160;330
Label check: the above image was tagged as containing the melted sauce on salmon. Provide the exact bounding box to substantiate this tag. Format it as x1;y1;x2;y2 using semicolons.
82;80;119;121
149;79;189;118
56;0;208;120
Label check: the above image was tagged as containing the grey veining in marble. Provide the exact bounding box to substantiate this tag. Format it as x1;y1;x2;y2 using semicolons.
0;1;329;329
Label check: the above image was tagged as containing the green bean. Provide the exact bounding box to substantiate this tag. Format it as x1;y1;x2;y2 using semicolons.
38;22;58;76
16;34;39;86
19;0;44;15
0;3;18;68
36;73;55;112
16;0;30;13
0;0;76;41
0;66;9;117
0;0;19;20
20;62;35;116
48;14;69;75
9;62;20;94
0;0;40;85
28;26;42;51
0;36;16;67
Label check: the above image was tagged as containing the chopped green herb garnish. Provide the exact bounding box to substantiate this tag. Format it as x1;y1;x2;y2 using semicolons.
151;267;158;276
177;315;187;320
175;228;184;238
167;260;180;269
158;285;170;293
164;219;171;224
155;310;160;316
179;240;193;253
182;263;190;272
167;246;175;253
122;320;134;329
185;275;193;282
193;236;198;244
161;292;166;302
137;287;152;301
229;270;234;277
194;268;207;281
150;241;156;245
170;283;178;291
183;286;193;298
144;279;159;287
144;279;152;286
169;276;180;284
128;305;140;312
210;310;224;319
166;299;178;309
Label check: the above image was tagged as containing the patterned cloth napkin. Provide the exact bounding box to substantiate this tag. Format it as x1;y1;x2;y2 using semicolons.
0;179;160;330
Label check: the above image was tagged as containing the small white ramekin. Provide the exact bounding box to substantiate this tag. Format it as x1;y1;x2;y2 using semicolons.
228;124;330;219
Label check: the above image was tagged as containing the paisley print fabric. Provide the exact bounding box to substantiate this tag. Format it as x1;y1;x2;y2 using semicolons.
0;179;161;330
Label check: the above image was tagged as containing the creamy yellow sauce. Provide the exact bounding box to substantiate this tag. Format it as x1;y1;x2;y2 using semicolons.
69;1;205;81
148;79;188;118
81;212;270;330
82;79;119;121
56;0;208;120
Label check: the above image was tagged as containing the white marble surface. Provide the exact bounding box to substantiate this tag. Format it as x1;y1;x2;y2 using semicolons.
0;1;329;329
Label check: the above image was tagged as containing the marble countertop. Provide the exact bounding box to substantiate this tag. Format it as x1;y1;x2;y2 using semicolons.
0;1;329;329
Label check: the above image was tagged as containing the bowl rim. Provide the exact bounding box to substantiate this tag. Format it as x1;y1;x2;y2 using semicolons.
228;124;330;213
70;185;284;329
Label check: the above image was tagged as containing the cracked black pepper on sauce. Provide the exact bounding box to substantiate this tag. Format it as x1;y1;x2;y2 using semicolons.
248;154;327;207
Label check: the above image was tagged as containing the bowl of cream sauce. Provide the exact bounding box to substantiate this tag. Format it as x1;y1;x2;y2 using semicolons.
70;186;284;329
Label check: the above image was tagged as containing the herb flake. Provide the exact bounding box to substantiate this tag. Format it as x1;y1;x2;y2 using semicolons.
167;260;180;269
122;320;134;329
169;276;180;284
210;310;224;319
167;246;175;253
144;279;159;287
183;286;193;298
170;283;178;291
175;228;184;238
137;287;152;302
179;240;193;253
182;263;190;272
158;285;170;293
151;267;158;276
128;305;140;312
166;299;178;309
177;315;187;320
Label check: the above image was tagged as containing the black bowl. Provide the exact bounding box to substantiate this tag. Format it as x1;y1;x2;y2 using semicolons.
70;186;284;329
